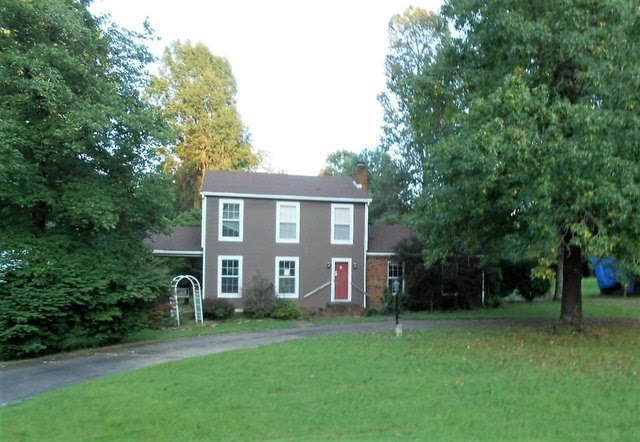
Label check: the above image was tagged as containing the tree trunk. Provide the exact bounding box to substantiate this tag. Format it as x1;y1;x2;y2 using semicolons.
560;244;582;326
554;252;563;301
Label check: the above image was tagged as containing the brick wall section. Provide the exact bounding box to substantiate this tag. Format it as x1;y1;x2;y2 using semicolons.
366;256;389;309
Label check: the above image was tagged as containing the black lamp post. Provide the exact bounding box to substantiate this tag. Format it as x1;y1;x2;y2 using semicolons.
392;278;401;325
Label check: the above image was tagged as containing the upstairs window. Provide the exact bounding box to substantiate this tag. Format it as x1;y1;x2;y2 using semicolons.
275;257;299;298
331;204;353;245
276;202;300;243
219;199;243;241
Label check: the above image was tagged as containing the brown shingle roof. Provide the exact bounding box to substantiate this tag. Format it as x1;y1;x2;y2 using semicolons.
202;170;370;201
146;226;202;256
368;224;415;254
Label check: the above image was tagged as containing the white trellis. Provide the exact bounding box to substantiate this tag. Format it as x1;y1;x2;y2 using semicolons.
171;275;203;326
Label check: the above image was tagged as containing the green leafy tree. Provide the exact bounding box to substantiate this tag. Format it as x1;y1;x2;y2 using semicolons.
416;0;640;325
320;148;412;224
0;0;174;358
319;149;359;177
379;7;452;192
148;40;259;210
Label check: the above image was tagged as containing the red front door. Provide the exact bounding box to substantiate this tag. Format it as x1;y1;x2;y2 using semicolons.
334;261;349;301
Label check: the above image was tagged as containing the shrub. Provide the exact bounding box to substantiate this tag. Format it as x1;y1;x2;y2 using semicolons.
202;299;235;320
272;299;302;320
0;241;170;360
484;293;504;308
242;273;276;318
498;260;551;302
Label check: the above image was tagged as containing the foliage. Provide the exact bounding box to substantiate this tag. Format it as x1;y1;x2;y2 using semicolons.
3;325;640;440
147;40;259;210
497;260;552;302
319;149;359;177
320;147;412;224
171;208;201;227
393;237;483;311
0;0;173;359
272;299;302;320
410;0;640;324
242;273;276;318
202;298;235;320
484;293;504;309
379;7;452;192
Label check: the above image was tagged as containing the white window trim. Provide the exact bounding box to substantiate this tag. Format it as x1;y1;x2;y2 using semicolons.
218;199;243;242
331;257;352;303
276;201;300;243
275;256;299;299
387;261;405;293
217;255;243;298
331;203;354;245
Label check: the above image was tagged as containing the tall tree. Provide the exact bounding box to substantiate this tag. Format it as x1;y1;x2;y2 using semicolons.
320;148;412;224
379;7;452;192
0;0;174;358
319;149;360;177
148;40;259;210
416;0;640;325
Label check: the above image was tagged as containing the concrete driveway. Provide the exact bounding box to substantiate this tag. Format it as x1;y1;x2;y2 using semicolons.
0;318;554;406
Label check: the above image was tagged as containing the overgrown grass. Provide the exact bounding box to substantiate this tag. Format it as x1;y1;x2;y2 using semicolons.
2;324;639;441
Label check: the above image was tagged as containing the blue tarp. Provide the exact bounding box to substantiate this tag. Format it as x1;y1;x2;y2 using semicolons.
590;257;635;294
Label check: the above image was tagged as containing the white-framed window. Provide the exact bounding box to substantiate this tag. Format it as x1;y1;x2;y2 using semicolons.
276;202;300;243
218;256;243;298
219;199;243;242
387;261;404;293
331;204;353;245
275;257;299;298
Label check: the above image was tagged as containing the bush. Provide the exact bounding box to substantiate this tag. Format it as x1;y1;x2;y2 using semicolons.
0;240;170;360
272;299;302;320
484;293;504;308
498;260;551;302
242;273;276;318
202;299;235;320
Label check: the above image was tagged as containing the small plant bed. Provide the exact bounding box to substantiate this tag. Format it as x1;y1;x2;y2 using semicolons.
2;324;639;440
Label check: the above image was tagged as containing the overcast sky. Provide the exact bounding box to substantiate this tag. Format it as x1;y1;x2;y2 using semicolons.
91;0;443;176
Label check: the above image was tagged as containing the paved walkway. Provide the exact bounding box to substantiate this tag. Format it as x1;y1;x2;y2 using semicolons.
0;318;576;406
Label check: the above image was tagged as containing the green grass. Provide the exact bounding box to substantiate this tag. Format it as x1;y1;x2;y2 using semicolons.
124;278;638;345
582;276;602;297
123;317;301;343
2;324;639;441
404;294;640;321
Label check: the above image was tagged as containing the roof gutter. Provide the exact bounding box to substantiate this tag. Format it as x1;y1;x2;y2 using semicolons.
201;191;372;204
152;250;203;257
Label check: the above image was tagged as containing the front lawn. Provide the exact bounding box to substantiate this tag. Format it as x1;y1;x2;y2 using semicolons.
124;277;639;344
2;324;639;440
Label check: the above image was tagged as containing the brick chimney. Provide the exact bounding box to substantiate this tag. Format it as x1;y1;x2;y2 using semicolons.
355;161;368;192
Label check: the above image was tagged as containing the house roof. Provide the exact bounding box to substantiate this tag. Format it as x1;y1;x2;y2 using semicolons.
146;226;202;256
202;170;371;202
367;224;415;255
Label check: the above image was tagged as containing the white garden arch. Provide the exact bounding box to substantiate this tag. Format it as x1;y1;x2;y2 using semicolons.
170;275;203;326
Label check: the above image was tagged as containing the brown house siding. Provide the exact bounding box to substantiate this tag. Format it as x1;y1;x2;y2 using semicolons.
203;196;367;310
366;256;389;309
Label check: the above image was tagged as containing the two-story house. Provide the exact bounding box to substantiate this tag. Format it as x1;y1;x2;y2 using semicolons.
148;164;414;312
200;166;370;310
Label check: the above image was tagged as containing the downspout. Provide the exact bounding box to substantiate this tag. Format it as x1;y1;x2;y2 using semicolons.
201;194;207;299
363;202;369;309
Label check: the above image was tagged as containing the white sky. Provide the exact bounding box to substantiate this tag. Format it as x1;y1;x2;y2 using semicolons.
91;0;443;176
